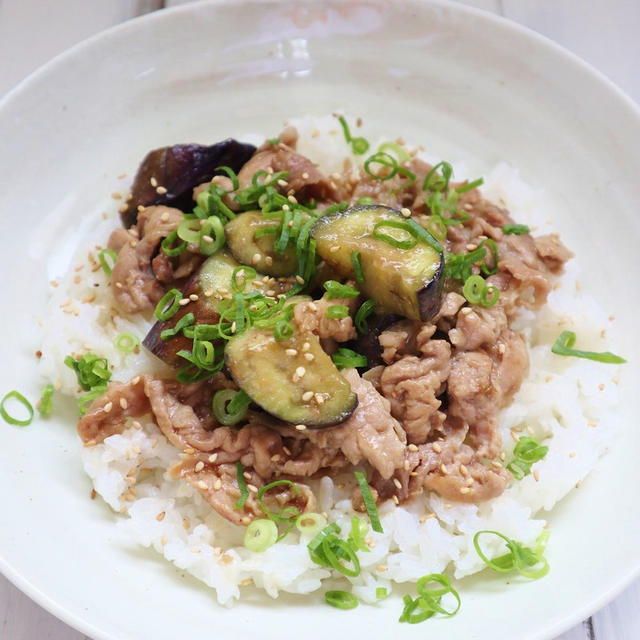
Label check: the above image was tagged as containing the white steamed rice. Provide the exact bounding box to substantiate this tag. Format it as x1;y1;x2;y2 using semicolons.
38;117;622;606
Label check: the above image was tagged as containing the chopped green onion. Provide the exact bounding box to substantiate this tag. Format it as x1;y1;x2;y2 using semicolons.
347;516;370;552
64;352;111;391
77;384;107;416
160;312;195;341
354;470;383;532
399;573;461;623
325;590;359;610
479;238;499;276
390;167;417;195
502;223;530;235
332;348;367;370
422;161;454;192
377;141;410;164
337;115;369;155
154;288;182;321
176;217;202;244
231;265;257;293
354;299;375;334
551;330;626;364
506;436;548;480
308;522;341;555
404;218;444;253
425;216;447;242
244;518;278;552
235;461;249;510
323;280;360;299
0;390;34;426
372;219;418;250
315;535;361;577
115;332;140;353
326;305;349;319
267;137;280;146
38;384;54;416
355;196;373;206
212;389;250;426
444;247;487;282
462;274;499;307
364;152;398;181
257;479;301;524
160;229;187;257
351;251;365;284
324;201;349;215
215;165;240;191
376;587;388;599
454;177;484;194
295;512;328;536
473;530;550;579
199;216;225;256
98;248;118;277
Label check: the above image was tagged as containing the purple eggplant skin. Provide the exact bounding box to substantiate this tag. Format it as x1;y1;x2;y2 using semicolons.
353;314;402;368
121;139;256;227
418;253;444;321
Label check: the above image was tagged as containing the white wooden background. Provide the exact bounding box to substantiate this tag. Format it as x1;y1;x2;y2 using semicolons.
1;0;638;638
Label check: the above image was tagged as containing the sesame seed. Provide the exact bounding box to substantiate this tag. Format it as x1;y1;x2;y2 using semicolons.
302;341;311;351
460;487;471;494
569;451;576;458
156;186;168;195
376;565;388;572
440;463;447;474
231;321;237;333
302;391;314;401
131;376;141;385
329;245;341;253
460;307;472;315
393;478;402;490
266;289;276;297
392;495;399;504
295;366;306;378
432;442;442;453
403;460;411;470
466;243;477;251
243;471;252;480
150;177;158;187
302;172;309;179
400;207;411;218
189;294;199;301
240;577;253;587
283;446;291;455
208;453;218;463
90;489;97;500
197;480;208;490
459;464;469;476
137;205;146;212
407;443;419;452
304;352;314;362
498;343;506;354
115;282;123;289
252;253;262;265
270;454;281;462
296;275;305;285
179;298;190;306
265;256;273;266
285;348;298;357
288;195;298;204
491;460;503;469
111;192;122;200
533;469;540;482
213;478;222;491
598;383;605;391
103;402;113;413
195;461;205;472
247;484;258;493
314;393;325;405
156;511;166;522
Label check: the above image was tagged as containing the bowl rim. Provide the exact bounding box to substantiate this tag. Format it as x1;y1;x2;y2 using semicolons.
1;1;639;638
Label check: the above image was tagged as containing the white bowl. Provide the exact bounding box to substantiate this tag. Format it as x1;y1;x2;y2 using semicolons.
1;1;639;639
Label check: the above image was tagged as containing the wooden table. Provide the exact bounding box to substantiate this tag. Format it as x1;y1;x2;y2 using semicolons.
1;1;638;638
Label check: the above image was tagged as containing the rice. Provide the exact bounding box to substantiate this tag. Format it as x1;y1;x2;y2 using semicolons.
39;117;622;606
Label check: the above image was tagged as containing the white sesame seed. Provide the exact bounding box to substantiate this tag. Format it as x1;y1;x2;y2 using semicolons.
460;464;469;476
189;294;199;301
295;424;307;431
156;186;168;195
460;307;472;315
407;443;419;452
247;483;258;493
208;453;218;463
150;177;158;187
195;461;205;472
393;478;402;490
179;298;190;306
156;511;166;522
533;469;540;482
103;402;113;413
119;397;128;409
277;179;288;187
304;352;315;361
302;172;309;179
400;207;411;218
302;391;314;401
295;366;306;378
252;253;262;265
377;565;388;572
160;211;170;222
329;245;341;253
285;348;298;357
288;195;297;204
440;463;447;474
302;341;311;351
270;454;281;462
460;487;471;494
213;478;222;490
197;480;208;490
392;495;399;505
314;393;325;405
296;275;305;285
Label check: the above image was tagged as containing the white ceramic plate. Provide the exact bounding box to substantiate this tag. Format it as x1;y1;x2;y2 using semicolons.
1;1;639;638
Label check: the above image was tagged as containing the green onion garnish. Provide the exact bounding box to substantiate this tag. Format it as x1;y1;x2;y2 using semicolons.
199;216;225;256
64;352;111;391
377;141;410;164
337;115;369;155
354;471;383;533
326;305;349;319
351;251;365;284
212;389;250;426
38;384;54;417
235;461;249;510
376;587;388;599
323;280;360;299
0;390;34;426
325;590;359;610
551;330;626;364
257;479;301;525
295;512;328;537
479;238;499;276
154;288;182;321
115;332;140;353
473;530;550;579
444;246;487;282
347;516;370;552
354;299;375;334
355;196;373;206
502;223;530;235
425;216;447;242
399;574;461;623
176;217;201;244
160;229;187;257
506;436;549;480
160;312;195;341
77;384;107;416
332;348;367;370
423;161;454;192
244;518;278;552
462;274;500;307
404;218;444;253
372;219;418;250
311;534;361;577
364;151;399;181
98;248;118;277
324;201;349;215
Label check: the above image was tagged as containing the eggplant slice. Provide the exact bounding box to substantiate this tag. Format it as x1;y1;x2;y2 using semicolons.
225;327;357;427
121;139;256;227
311;205;444;321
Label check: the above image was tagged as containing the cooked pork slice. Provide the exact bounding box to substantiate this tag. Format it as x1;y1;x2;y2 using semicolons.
293;294;357;342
